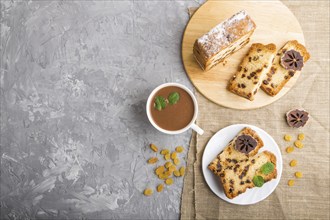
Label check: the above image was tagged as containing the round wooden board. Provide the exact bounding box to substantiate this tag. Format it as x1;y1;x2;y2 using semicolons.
182;0;305;110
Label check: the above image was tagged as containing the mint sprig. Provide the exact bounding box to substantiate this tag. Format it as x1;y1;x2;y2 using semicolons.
260;162;275;175
168;92;180;105
253;175;264;187
154;91;181;111
154;96;167;111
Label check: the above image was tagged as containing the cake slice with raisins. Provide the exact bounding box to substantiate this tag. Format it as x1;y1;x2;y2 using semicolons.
261;40;310;96
208;127;264;177
193;10;256;71
228;43;277;100
220;151;277;199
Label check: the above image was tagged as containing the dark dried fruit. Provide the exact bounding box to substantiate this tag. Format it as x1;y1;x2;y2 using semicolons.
281;49;304;71
235;135;257;154
286;109;309;128
217;161;222;170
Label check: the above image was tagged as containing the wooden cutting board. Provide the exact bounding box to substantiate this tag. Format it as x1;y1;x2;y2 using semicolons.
182;0;305;110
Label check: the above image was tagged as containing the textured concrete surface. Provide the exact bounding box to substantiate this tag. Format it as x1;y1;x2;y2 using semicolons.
0;1;201;219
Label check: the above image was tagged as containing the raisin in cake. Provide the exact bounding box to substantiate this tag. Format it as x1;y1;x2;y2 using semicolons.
208;127;264;176
220;151;277;199
228;43;277;100
261;40;310;96
193;10;256;71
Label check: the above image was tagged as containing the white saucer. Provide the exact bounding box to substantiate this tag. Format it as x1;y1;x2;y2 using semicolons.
202;124;282;205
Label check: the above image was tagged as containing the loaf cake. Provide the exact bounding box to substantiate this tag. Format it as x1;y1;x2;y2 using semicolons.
228;43;277;100
220;150;277;199
193;10;256;71
261;40;310;96
208;127;264;176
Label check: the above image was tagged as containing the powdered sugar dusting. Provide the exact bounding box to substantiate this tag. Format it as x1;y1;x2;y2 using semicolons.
197;10;256;58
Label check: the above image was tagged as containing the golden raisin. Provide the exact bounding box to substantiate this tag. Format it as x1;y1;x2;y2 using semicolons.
160;149;169;155
294;140;303;149
298;133;305;141
179;167;185;176
286;146;294;153
290;160;297;167
157;184;164;192
174;170;181;177
155;166;165;175
175;146;184;153
144;188;153;196
284;134;292;142
173;158;180;165
164;153;170;161
164;171;171;177
168;165;176;172
148;157;158;164
165;178;174;185
165;162;172;168
288;180;295;186
150;144;158;152
295;172;303;178
158;173;166;179
171;152;177;160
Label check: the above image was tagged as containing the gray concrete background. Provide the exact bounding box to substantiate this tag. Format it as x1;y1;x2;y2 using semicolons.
0;1;202;219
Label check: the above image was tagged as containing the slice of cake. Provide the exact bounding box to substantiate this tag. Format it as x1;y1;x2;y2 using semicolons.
193;10;256;71
261;40;310;96
220;151;277;199
228;43;277;100
208;127;264;176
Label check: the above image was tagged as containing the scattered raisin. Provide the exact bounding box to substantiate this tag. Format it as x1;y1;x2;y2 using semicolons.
144;188;153;196
150;144;158;152
168;165;176;172
155;166;165;175
175;146;184;153
290;160;297;167
288;180;295;186
164;153;170;160
284;134;292;141
294;140;303;149
179;167;185;176
160;149;169;155
165;178;174;185
171;152;177;160
165;162;172;168
295;172;303;178
173;170;181;177
298;133;305;141
286;146;294;153
148;157;158;164
157;184;164;192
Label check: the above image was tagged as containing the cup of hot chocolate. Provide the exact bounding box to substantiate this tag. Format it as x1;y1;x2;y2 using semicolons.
146;83;204;135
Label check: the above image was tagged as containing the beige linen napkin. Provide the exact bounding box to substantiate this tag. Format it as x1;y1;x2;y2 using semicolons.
181;1;330;219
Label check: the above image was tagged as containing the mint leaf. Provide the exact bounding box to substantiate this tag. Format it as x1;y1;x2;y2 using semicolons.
154;96;166;111
253;175;264;187
168;92;180;105
260;162;275;175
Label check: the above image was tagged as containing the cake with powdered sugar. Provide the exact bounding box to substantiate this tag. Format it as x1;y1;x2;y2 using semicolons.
193;10;256;71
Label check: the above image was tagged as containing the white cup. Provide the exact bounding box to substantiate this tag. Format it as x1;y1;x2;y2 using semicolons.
146;82;204;135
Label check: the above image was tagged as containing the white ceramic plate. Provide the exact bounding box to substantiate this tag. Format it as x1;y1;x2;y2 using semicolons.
202;124;282;205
